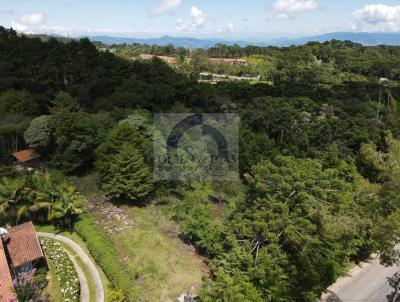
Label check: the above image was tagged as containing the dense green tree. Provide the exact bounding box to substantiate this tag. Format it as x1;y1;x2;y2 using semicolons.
360;132;400;263
201;270;265;302
202;156;386;301
102;143;153;202
0;89;37;115
95;122;146;178
24;115;52;151
49;92;104;173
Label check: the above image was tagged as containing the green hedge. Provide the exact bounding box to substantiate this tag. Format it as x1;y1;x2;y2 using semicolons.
74;213;140;301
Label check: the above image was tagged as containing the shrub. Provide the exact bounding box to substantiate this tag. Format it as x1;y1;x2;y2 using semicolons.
107;290;126;302
12;268;47;302
74;213;140;301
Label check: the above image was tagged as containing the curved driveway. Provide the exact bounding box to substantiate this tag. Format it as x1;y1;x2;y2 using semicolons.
38;232;105;302
65;249;90;302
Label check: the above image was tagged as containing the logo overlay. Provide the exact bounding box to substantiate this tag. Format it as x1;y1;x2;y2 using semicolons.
154;113;239;181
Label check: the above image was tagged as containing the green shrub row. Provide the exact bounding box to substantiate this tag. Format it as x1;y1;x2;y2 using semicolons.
74;213;140;301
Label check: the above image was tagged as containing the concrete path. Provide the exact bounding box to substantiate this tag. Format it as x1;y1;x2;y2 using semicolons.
65;249;90;302
38;232;105;302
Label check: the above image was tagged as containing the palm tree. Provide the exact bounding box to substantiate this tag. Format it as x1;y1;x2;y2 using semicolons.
47;186;83;231
0;178;25;224
1;172;83;228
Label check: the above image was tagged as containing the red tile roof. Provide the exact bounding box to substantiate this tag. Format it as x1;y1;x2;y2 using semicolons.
5;222;44;268
0;243;16;302
12;149;41;163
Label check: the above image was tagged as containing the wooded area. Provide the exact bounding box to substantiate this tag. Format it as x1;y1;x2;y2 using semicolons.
1;26;400;301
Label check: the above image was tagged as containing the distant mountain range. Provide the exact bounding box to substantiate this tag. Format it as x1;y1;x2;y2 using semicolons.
274;32;400;46
86;32;400;48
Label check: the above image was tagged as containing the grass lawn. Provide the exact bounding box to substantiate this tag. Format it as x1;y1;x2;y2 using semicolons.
96;204;209;301
69;172;209;301
35;224;111;301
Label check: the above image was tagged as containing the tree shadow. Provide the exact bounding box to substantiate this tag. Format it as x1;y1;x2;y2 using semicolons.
321;290;343;302
386;273;400;302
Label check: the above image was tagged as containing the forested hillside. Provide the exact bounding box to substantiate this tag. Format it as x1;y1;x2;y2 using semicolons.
1;25;400;301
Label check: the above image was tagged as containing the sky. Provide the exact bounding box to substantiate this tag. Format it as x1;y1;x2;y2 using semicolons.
1;0;400;39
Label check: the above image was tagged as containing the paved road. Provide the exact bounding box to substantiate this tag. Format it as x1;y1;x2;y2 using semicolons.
38;232;105;302
321;252;400;302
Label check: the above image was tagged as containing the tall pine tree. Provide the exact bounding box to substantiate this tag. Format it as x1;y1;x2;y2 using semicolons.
103;143;153;202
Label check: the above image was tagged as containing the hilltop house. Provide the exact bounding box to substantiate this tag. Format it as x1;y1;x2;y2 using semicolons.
0;222;46;302
209;58;247;66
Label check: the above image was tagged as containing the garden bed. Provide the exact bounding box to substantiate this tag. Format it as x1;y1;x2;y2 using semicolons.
41;238;80;302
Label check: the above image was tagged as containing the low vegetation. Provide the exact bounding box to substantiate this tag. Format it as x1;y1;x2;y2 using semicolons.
41;238;80;302
104;205;208;301
74;213;138;301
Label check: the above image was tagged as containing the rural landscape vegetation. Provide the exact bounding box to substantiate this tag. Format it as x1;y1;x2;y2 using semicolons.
1;0;400;301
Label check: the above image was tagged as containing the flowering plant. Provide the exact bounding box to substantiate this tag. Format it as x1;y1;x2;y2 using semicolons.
12;268;47;302
40;238;80;302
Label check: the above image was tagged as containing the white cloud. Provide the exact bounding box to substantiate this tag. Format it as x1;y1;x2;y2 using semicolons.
9;24;133;36
150;0;182;16
19;12;46;25
175;6;206;32
218;23;234;33
268;0;318;21
353;4;400;31
191;6;206;26
10;21;27;31
11;12;46;32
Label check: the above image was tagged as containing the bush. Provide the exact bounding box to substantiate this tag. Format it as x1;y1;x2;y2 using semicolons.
0;165;18;177
107;290;126;302
74;213;140;301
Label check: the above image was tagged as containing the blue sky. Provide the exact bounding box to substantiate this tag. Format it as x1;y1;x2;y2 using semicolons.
1;0;400;39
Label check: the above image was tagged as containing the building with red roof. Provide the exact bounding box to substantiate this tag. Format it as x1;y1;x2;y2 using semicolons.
11;149;41;169
0;242;15;302
0;222;46;302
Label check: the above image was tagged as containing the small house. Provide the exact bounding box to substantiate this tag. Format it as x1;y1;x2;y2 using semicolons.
12;148;41;169
0;222;46;302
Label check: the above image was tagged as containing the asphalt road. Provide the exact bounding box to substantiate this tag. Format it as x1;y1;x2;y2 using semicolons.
321;254;400;302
